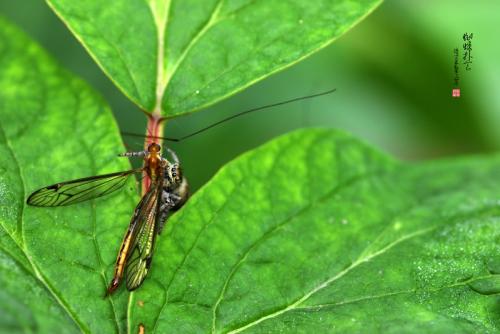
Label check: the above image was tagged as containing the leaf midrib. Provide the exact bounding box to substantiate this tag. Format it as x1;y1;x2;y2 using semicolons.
148;0;171;116
148;0;224;116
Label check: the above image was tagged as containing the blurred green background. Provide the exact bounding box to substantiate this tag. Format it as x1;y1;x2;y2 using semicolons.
1;1;498;191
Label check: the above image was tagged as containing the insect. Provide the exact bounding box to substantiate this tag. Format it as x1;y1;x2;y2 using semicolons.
26;88;336;294
27;142;188;295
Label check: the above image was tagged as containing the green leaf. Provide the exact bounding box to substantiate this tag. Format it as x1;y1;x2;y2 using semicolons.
127;130;500;333
0;16;138;333
1;14;499;334
45;0;382;117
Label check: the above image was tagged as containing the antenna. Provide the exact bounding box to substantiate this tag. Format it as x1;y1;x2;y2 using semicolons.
122;88;336;142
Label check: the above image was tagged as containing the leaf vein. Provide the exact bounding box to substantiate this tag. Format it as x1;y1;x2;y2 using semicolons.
152;174;243;333
163;0;224;90
211;133;332;332
295;273;500;311
226;228;435;334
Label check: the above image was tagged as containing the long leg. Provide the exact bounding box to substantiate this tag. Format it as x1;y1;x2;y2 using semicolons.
118;150;147;157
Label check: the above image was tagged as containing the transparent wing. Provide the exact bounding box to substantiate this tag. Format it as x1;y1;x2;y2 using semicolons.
125;178;164;291
27;168;142;207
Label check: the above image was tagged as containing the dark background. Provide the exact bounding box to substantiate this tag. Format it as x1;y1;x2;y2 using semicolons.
1;1;498;191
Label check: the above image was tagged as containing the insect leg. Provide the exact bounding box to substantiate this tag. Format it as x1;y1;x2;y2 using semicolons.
118;150;147;157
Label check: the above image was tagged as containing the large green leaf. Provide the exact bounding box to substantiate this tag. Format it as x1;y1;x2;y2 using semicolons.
128;129;500;333
1;15;499;334
0;16;138;333
45;0;382;117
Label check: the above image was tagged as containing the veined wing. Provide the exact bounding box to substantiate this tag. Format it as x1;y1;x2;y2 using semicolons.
106;180;162;295
125;177;164;290
27;168;142;207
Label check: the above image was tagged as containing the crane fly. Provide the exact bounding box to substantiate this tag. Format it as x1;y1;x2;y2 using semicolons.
26;142;188;295
25;88;336;295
